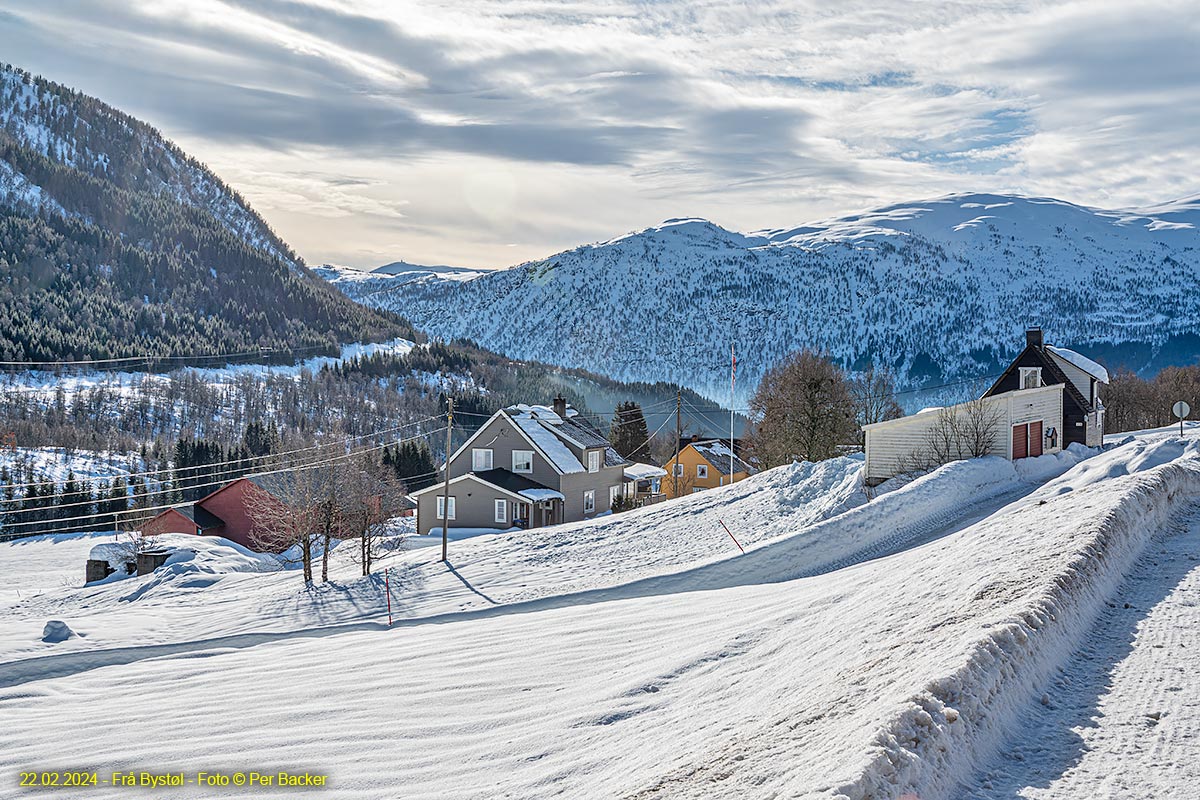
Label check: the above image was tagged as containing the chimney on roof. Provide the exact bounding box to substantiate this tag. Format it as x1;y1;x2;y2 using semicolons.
1026;327;1044;349
552;395;567;418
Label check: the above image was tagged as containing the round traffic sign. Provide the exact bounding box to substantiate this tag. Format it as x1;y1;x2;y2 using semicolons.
1173;401;1190;419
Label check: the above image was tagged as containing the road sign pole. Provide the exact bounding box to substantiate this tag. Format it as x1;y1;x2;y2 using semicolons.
1172;400;1190;437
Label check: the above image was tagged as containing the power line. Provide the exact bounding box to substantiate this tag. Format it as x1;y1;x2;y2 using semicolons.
0;417;444;491
0;426;448;530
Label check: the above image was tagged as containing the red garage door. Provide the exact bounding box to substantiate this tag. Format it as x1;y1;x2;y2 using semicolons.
1029;421;1044;457
1012;423;1029;459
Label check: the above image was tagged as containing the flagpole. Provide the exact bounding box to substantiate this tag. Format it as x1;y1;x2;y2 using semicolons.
730;342;736;483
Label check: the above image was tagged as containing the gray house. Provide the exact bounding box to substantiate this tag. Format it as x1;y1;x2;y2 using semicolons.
412;398;631;536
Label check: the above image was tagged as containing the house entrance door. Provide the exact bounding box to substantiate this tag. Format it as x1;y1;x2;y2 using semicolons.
1012;423;1029;459
1029;421;1044;457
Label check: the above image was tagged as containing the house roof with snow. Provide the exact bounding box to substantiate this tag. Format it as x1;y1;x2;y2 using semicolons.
624;462;667;481
687;440;753;475
1047;346;1110;384
505;404;629;471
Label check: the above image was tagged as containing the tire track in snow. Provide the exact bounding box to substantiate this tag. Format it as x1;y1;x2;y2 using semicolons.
963;504;1200;797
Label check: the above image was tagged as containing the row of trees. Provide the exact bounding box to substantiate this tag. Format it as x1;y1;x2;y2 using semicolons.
1103;365;1200;433
245;451;410;583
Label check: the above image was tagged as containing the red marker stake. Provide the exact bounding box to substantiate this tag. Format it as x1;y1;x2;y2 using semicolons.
718;519;745;553
385;567;393;627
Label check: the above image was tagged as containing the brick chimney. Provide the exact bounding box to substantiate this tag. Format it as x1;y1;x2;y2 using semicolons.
1026;327;1044;348
552;395;568;418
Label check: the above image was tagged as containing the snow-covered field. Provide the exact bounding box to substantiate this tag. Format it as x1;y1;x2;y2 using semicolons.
0;337;415;401
3;434;1199;797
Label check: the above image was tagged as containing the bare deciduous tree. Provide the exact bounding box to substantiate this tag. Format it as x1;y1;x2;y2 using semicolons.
342;455;409;576
747;349;858;468
906;397;1005;472
244;469;325;584
850;365;904;438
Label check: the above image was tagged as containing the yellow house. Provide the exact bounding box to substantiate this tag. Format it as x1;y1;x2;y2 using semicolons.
660;439;754;499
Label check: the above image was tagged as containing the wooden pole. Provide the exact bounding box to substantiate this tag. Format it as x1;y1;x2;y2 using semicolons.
674;387;681;498
441;397;454;563
385;567;393;626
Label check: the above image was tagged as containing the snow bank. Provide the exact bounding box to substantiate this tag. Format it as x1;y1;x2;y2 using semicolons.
676;448;1091;587
117;535;279;602
839;443;1200;799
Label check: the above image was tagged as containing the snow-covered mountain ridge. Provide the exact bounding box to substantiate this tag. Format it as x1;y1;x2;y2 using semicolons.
324;192;1200;403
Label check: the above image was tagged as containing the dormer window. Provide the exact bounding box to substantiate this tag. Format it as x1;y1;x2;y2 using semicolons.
587;450;600;473
1020;367;1042;389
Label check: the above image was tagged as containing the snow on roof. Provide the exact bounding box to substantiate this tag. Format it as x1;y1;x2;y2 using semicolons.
506;403;579;424
1047;346;1110;384
509;414;585;473
689;440;752;475
518;488;565;502
624;463;667;480
917;406;944;414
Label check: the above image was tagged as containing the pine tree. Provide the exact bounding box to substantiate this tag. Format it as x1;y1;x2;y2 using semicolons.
609;401;651;462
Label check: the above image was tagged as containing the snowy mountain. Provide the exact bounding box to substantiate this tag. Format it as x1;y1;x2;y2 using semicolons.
0;63;408;361
324;193;1200;403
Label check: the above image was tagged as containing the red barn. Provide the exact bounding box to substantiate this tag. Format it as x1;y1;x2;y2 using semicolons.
141;476;286;552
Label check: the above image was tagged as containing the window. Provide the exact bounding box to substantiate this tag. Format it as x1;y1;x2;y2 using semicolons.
692;488;704;494
472;448;493;471
1019;367;1042;390
697;464;709;479
609;485;621;506
587;450;600;473
674;463;684;477
494;499;507;524
583;490;596;514
512;450;534;474
436;496;456;520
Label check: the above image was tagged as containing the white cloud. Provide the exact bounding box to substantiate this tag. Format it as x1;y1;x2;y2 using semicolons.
0;0;1195;267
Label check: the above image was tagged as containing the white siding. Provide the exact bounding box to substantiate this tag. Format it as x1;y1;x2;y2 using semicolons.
864;385;1064;483
1048;352;1094;404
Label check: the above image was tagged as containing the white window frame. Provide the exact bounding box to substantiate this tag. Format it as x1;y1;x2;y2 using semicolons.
1019;367;1042;390
512;450;534;474
472;448;493;471
673;463;684;477
587;450;600;473
583;489;595;514
692;488;704;494
436;496;456;520
697;463;709;479
494;499;507;524
608;485;621;506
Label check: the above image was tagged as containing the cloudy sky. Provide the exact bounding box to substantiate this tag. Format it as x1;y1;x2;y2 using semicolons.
1;0;1196;268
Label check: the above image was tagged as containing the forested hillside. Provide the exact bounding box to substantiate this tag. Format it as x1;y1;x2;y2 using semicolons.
0;63;410;361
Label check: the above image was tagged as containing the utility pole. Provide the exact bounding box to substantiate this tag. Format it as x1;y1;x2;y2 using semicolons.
674;387;682;498
441;396;454;563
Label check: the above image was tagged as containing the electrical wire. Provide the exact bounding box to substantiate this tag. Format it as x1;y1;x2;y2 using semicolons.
0;426;448;530
0;414;443;491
